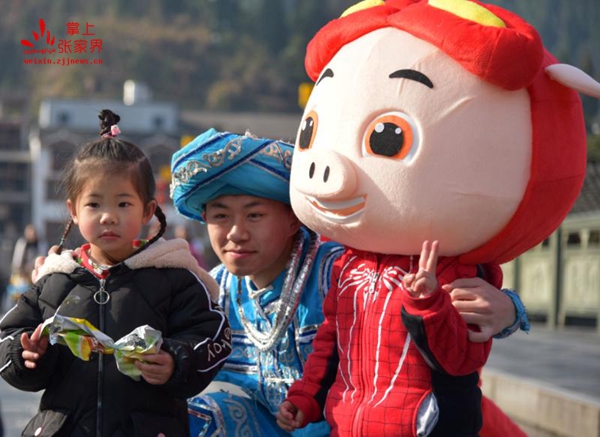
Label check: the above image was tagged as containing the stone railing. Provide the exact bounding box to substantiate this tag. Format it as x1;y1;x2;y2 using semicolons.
502;214;600;334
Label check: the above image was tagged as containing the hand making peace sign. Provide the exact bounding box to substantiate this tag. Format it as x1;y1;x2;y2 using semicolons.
403;240;439;298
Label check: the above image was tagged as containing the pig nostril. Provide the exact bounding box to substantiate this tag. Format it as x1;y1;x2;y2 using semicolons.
324;166;330;183
309;162;315;179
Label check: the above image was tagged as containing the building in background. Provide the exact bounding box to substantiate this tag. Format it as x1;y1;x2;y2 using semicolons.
0;94;31;284
0;82;303;282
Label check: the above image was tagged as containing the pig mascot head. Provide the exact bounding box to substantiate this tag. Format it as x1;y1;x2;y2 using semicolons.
290;0;600;264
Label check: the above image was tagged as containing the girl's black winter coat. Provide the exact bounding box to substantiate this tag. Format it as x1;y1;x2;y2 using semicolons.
0;239;231;436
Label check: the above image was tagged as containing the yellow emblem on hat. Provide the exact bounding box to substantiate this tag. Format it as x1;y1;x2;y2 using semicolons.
429;0;506;27
341;0;386;18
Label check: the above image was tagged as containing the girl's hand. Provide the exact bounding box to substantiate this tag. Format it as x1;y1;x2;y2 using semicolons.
276;401;305;432
403;240;439;298
135;349;175;385
20;324;49;369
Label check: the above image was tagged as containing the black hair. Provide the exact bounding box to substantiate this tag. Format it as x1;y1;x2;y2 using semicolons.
58;109;167;259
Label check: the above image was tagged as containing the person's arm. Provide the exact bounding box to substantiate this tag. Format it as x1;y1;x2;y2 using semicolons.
492;288;530;339
402;247;494;375
443;278;530;342
283;257;343;429
31;246;80;284
157;270;231;399
0;279;59;391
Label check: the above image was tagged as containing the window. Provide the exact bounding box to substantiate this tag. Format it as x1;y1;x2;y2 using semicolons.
9;205;26;231
589;230;600;246
0;125;21;150
566;231;581;247
58;112;70;125
46;178;63;201
0;162;28;191
0;205;27;236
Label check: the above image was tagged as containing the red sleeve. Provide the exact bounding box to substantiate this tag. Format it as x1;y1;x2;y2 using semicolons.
285;255;344;425
401;261;501;375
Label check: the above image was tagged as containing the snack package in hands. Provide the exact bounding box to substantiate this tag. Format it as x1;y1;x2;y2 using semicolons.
41;315;115;358
41;315;162;380
113;325;163;380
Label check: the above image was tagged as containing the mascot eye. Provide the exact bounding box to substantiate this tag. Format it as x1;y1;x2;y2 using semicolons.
297;110;318;150
364;114;416;160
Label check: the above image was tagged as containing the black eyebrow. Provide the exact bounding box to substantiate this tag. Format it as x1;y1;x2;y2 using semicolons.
389;69;434;89
316;68;334;86
208;200;266;209
206;201;228;209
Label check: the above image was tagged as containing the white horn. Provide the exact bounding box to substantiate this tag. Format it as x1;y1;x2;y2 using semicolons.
546;63;600;98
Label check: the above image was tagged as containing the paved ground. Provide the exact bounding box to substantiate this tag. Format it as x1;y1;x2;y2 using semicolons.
483;324;600;436
486;324;600;402
0;383;41;437
0;323;598;436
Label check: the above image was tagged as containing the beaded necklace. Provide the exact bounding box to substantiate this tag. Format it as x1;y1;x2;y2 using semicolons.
236;229;320;352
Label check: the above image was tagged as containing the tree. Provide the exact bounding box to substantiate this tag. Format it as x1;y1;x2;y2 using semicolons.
259;0;288;55
1;0;598;114
580;48;598;132
588;135;600;163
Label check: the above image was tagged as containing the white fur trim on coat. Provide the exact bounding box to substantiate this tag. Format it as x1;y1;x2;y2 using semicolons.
35;239;219;301
125;238;219;301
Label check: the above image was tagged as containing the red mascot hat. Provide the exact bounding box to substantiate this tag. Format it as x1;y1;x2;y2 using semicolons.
305;0;586;264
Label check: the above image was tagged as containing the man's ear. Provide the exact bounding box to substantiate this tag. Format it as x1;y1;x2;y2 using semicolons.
66;199;79;225
289;212;302;236
143;200;158;224
201;210;207;222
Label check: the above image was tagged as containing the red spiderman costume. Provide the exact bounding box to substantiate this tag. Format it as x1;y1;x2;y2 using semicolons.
287;249;502;435
280;0;599;435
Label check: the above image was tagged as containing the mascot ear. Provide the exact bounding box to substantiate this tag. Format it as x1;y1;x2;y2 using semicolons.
546;64;600;98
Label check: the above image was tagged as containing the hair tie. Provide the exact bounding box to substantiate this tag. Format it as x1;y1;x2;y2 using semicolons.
102;125;121;138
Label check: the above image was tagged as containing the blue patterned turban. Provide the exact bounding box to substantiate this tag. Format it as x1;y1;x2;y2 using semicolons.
171;128;294;222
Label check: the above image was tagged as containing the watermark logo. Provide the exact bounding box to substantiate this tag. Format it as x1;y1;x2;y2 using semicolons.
21;19;55;48
21;18;103;66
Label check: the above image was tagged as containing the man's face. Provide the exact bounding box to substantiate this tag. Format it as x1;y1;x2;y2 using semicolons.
203;195;301;288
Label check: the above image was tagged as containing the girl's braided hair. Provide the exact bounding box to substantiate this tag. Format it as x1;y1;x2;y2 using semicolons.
58;109;166;259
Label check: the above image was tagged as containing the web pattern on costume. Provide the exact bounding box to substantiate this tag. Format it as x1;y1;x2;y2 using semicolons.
330;257;426;436
290;253;492;435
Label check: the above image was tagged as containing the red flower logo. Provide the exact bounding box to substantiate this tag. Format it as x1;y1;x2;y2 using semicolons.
21;19;55;48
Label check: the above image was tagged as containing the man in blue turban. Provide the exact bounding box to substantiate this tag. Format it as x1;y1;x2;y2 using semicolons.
172;128;294;223
171;129;528;437
173;129;342;436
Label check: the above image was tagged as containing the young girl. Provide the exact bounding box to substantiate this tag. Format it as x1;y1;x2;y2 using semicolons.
0;110;231;436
